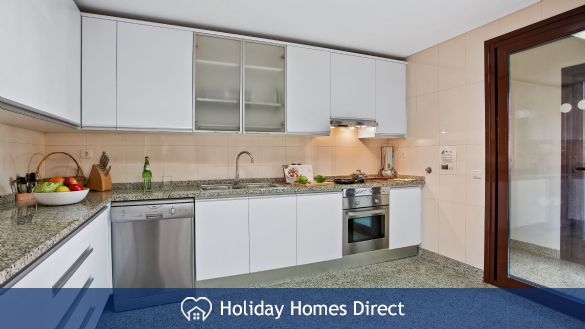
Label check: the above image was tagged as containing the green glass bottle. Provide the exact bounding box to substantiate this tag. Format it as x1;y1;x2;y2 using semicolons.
142;156;152;193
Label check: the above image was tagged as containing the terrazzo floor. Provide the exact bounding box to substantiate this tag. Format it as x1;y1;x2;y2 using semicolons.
96;251;585;328
509;244;585;295
253;250;490;288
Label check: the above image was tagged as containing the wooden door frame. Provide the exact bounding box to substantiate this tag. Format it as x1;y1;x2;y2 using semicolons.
484;4;585;320
561;63;585;265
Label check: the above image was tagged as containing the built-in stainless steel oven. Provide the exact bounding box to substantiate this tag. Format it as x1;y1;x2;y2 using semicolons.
342;187;389;255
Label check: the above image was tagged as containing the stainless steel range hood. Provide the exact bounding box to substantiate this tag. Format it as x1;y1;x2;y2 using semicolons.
330;118;378;128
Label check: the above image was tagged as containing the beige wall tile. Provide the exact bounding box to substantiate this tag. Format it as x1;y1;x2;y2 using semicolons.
406;63;417;98
466;82;485;145
439;174;467;204
198;165;229;180
421;197;439;252
438;36;466;90
438;201;467;263
196;133;229;147
414;92;440;146
415;64;439;96
86;132;125;146
439;86;467;145
312;146;335;176
465;23;500;83
465;205;485;269
405;97;417;145
195;146;228;165
395;146;417;175
541;0;585;19
497;3;542;35
409;46;439;65
417;146;440;200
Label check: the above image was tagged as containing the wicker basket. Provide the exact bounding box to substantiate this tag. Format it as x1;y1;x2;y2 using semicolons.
36;152;87;187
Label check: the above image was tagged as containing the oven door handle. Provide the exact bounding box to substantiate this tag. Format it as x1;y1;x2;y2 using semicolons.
346;209;387;217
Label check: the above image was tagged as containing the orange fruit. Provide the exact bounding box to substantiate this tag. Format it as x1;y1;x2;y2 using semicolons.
48;176;64;183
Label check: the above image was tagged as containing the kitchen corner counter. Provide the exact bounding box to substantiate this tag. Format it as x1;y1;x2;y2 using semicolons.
0;176;424;286
0;192;111;287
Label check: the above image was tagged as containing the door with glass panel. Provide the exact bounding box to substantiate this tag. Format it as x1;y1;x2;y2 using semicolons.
194;35;241;131
507;32;585;293
243;42;285;132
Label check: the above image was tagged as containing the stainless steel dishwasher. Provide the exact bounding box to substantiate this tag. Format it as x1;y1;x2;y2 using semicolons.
110;199;194;311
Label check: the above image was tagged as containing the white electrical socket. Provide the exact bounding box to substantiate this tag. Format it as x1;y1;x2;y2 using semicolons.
80;149;92;159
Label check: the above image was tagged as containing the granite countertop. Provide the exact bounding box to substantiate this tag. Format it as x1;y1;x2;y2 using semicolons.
0;176;423;286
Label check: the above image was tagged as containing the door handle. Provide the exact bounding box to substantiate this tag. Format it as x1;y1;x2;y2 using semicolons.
575;167;585;172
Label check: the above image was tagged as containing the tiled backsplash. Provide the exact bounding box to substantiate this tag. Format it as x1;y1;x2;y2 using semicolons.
42;128;389;184
0;123;45;195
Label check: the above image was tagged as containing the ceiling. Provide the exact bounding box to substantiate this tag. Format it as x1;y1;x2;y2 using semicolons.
76;0;538;59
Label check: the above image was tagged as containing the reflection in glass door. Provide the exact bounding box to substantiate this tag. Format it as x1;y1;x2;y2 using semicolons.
508;32;585;293
243;42;285;133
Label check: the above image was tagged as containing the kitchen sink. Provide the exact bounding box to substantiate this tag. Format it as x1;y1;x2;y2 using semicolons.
199;182;282;191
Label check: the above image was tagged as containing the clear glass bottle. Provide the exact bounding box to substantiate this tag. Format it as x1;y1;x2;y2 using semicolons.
142;156;152;193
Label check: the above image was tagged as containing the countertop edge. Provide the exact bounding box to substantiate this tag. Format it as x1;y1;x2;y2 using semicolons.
0;178;424;286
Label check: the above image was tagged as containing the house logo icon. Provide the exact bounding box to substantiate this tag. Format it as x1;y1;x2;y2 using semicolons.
181;297;213;322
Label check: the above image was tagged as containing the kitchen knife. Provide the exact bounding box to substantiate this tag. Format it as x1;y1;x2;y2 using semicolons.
105;165;111;176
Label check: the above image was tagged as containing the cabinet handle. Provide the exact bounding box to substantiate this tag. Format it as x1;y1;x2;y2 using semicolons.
55;276;94;329
79;306;96;329
52;246;93;296
346;209;387;218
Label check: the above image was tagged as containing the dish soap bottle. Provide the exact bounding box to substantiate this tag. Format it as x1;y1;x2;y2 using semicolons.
142;156;152;193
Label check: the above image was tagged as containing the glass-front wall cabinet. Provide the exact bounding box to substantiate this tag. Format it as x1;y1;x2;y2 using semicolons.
194;36;285;133
194;35;241;131
244;42;286;133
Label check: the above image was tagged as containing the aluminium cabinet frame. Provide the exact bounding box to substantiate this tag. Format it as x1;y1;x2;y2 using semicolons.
193;32;288;134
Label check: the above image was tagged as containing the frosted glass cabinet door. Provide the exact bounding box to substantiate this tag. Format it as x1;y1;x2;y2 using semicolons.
194;35;242;131
244;42;286;132
117;22;193;131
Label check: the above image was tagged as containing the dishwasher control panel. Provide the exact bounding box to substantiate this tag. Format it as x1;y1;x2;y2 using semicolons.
111;200;194;222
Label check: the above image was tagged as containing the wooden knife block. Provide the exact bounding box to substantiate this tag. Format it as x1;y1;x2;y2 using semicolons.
87;164;112;192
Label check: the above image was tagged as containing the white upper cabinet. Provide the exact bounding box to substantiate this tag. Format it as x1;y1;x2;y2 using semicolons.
195;198;250;280
249;195;297;272
82;17;117;129
330;53;376;120
375;60;406;137
0;0;80;125
286;46;331;135
297;192;342;265
389;187;422;249
117;22;193;131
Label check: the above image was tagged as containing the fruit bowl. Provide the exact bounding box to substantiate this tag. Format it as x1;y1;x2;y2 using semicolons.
32;189;89;206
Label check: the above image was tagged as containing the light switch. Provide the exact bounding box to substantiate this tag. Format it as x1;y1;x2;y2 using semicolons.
472;170;482;179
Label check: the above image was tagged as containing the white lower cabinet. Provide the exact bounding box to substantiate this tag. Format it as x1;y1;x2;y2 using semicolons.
195;198;249;280
249;195;297;272
10;207;111;329
297;192;342;265
389;187;422;249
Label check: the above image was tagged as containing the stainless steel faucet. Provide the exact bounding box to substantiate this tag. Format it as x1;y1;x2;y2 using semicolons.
235;151;254;180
